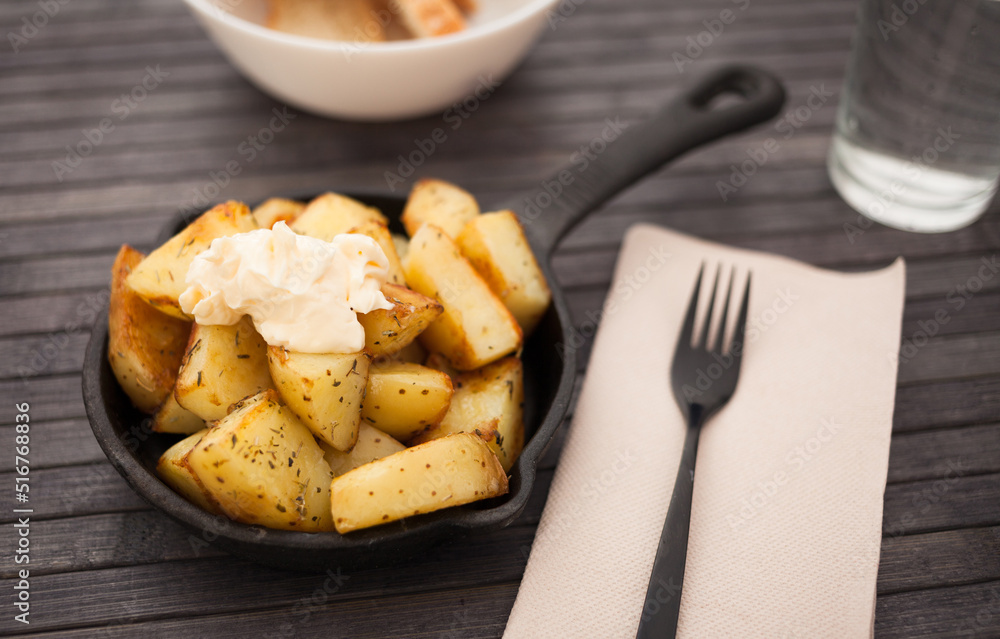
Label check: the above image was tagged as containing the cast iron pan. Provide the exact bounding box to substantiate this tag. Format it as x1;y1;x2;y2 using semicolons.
82;65;785;572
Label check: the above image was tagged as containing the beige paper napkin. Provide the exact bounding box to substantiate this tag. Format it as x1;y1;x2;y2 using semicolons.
504;224;906;639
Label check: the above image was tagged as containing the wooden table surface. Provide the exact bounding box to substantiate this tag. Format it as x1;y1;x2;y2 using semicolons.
2;0;1000;636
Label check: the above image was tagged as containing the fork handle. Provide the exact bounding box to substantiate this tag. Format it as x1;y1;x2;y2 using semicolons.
635;417;703;639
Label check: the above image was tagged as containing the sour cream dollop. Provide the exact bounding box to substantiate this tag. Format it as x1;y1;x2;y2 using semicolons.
178;221;393;353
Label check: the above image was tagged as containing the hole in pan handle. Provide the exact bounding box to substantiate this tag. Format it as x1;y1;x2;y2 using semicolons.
509;64;787;258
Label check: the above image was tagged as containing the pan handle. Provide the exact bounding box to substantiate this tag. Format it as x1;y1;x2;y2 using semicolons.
510;65;786;256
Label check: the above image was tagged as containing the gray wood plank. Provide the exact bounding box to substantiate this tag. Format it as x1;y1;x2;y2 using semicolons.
0;463;149;524
0;331;91;379
875;580;1000;638
0;528;529;634
888;423;1000;483
883;472;1000;537
894;378;1000;433
895;334;1000;385
0;155;847;225
2;581;518;638
0;0;181;21
0;510;227;578
878;527;1000;596
0;253;116;296
0;375;86;425
0;210;159;258
1;79;838;168
0;418;104;472
0;121;836;190
0;292;110;338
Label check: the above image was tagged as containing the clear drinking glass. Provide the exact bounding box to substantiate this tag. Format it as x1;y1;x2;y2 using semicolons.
828;0;1000;233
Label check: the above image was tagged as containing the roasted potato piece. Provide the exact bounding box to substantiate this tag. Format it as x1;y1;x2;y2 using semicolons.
330;432;508;533
357;283;443;356
156;429;221;514
346;220;406;286
267;347;370;451
405;225;522;370
290;192;387;241
174;316;274;422
126;201;257;319
401;178;479;238
252;197;305;229
151;391;206;434
456;210;551;336
320;423;405;476
411;356;524;471
385;339;427;366
362;361;453;441
187;390;335;532
267;0;388;42
108;245;192;413
392;233;410;263
423;351;460;378
393;0;466;38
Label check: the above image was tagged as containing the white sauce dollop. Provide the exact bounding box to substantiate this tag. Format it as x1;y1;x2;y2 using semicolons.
178;222;393;353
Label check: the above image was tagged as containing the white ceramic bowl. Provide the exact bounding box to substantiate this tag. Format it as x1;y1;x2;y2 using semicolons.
183;0;557;121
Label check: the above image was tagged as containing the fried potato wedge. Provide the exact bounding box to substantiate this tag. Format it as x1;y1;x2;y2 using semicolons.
390;339;427;365
151;390;206;435
411;356;524;471
456;210;551;336
362;361;453;441
330;432;507;533
267;347;370;451
320;424;406;477
252;197;305;229
346;220;406;286
291;192;387;241
187;390;335;531
405;225;522;370
174;316;274;422
423;351;460;378
267;0;388;42
126;201;257;319
451;0;477;14
392;233;410;263
156;429;221;514
108;245;192;413
401;178;479;238
393;0;466;38
357;283;443;356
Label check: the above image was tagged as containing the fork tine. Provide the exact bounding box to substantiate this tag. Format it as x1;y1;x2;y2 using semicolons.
713;266;736;353
678;264;704;350
696;265;721;349
731;272;752;356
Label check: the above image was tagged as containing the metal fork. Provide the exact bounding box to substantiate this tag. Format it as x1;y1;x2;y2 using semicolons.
635;264;752;639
